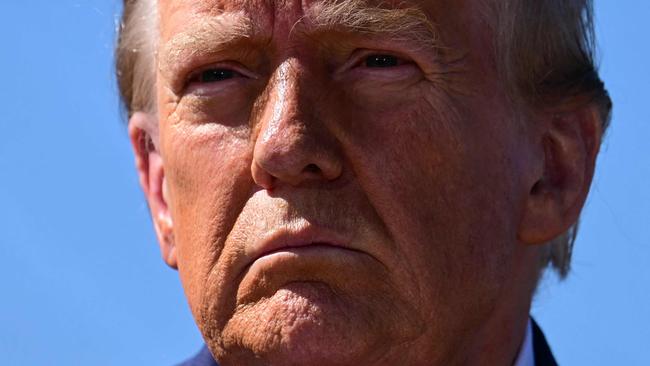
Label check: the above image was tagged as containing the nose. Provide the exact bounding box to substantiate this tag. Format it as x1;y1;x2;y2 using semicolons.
252;62;343;190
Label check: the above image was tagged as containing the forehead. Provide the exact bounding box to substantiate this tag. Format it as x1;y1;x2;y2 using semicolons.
159;0;271;29
157;0;469;38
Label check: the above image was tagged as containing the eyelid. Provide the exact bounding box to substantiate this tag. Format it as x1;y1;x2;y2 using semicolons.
184;61;259;88
336;49;415;74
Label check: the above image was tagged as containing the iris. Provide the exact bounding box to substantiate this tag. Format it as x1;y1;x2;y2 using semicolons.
199;69;236;83
365;55;399;68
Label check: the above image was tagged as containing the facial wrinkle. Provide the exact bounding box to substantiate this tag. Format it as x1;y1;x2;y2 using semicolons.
161;14;252;62
302;0;441;52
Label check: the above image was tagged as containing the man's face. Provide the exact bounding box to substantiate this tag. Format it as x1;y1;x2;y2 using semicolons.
153;0;537;364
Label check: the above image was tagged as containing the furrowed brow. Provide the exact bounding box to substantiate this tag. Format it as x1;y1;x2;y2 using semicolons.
303;0;441;51
159;13;260;77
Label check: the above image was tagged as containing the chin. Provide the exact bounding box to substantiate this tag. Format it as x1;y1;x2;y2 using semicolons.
211;281;392;366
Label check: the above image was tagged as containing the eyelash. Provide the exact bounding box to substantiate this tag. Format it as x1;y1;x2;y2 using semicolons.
184;62;255;90
189;68;240;84
337;49;416;76
357;52;411;68
183;51;414;91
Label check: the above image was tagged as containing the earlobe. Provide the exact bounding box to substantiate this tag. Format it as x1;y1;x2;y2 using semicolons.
128;112;178;269
518;106;602;245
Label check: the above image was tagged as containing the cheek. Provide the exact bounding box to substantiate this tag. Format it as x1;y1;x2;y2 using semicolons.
160;123;253;316
170;86;259;127
342;85;523;307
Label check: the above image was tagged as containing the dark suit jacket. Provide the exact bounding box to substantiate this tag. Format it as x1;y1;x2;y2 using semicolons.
531;319;559;366
177;319;557;366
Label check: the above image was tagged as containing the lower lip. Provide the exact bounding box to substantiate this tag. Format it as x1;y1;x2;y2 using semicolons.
236;245;382;305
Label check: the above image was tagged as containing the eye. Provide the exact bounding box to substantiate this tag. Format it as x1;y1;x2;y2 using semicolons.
364;54;401;68
190;68;240;84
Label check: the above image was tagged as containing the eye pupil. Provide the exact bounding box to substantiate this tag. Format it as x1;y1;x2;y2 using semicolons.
365;55;399;68
200;69;235;83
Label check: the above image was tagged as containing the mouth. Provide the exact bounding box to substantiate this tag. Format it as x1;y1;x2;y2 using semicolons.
247;223;354;263
259;241;357;256
232;223;373;298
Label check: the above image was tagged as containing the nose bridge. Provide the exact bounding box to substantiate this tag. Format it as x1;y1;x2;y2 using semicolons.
259;61;302;146
252;60;342;189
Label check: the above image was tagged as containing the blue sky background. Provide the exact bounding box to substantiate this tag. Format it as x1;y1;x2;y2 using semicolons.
0;1;648;365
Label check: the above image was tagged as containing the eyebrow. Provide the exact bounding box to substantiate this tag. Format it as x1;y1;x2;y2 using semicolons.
159;12;261;78
302;0;441;51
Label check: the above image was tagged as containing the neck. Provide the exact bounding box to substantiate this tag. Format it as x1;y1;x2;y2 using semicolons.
460;245;542;366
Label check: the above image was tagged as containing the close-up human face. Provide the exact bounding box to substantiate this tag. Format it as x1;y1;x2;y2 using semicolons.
153;0;538;364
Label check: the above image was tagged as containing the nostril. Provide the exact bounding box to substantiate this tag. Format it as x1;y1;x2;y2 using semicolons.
303;163;321;175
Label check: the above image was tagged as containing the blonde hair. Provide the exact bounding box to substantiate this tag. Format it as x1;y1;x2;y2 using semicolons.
115;0;611;277
489;0;611;277
115;0;158;116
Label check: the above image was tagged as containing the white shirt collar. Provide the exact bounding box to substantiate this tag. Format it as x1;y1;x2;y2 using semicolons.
513;318;535;366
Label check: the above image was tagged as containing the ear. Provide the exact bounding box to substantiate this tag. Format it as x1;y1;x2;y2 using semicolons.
128;112;178;269
518;105;603;245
